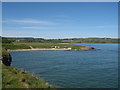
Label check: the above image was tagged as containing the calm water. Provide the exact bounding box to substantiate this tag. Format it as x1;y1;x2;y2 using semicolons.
10;43;118;88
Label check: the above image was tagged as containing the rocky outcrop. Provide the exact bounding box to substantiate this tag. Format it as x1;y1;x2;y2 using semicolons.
2;54;12;66
2;48;12;66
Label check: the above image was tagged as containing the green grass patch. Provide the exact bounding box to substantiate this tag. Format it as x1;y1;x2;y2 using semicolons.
2;44;31;50
2;65;53;88
14;42;85;50
2;42;93;50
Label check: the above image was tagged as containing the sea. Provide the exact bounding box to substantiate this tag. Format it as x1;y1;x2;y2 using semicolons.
10;43;118;88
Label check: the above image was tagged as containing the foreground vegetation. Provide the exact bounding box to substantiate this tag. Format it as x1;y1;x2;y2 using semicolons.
2;65;52;88
2;47;53;88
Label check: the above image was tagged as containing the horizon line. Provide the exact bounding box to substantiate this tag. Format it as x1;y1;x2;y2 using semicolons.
1;36;119;39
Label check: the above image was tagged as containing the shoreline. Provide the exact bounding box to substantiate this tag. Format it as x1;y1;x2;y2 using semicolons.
8;48;73;52
2;65;52;88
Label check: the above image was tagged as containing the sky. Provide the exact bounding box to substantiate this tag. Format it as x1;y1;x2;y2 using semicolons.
2;0;120;2
2;2;118;39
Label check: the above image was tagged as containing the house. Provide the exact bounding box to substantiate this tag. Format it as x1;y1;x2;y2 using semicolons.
51;46;60;49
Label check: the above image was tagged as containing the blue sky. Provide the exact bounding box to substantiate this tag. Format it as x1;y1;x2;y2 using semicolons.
2;2;118;39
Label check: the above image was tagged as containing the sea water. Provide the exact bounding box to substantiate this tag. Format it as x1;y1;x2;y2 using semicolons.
10;43;118;88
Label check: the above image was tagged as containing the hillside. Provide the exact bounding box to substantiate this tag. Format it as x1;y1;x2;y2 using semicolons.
2;37;119;43
2;65;52;88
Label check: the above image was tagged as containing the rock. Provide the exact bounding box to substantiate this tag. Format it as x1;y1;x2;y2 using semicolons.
13;72;17;74
20;70;26;74
28;82;31;85
45;82;49;85
20;78;26;82
6;82;11;85
2;53;12;66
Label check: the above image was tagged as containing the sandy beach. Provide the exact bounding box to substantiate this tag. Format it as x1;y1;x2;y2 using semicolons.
8;48;72;52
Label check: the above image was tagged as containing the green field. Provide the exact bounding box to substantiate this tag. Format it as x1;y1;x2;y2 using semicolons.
15;42;86;49
2;42;89;50
2;37;119;43
2;44;31;50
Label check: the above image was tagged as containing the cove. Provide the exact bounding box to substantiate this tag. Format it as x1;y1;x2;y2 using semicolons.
10;43;118;88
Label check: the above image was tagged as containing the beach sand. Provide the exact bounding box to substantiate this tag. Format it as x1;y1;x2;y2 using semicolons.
8;48;72;52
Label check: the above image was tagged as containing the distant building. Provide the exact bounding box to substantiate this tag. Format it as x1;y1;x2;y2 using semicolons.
51;46;60;49
68;48;72;50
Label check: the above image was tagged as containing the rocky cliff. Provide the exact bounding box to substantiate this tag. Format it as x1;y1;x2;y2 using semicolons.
2;48;12;66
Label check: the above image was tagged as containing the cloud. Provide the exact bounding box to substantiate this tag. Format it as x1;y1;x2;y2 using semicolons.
22;26;48;29
4;19;54;25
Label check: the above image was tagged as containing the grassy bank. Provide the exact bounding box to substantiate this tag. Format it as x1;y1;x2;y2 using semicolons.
2;65;52;88
2;42;94;50
2;48;53;88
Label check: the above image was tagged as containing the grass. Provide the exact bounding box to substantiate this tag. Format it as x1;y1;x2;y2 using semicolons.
13;42;86;50
2;44;31;50
2;48;9;56
2;65;53;88
2;42;93;50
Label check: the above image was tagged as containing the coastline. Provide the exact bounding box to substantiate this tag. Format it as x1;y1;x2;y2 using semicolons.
8;47;95;52
2;65;52;88
8;48;73;52
2;48;53;88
